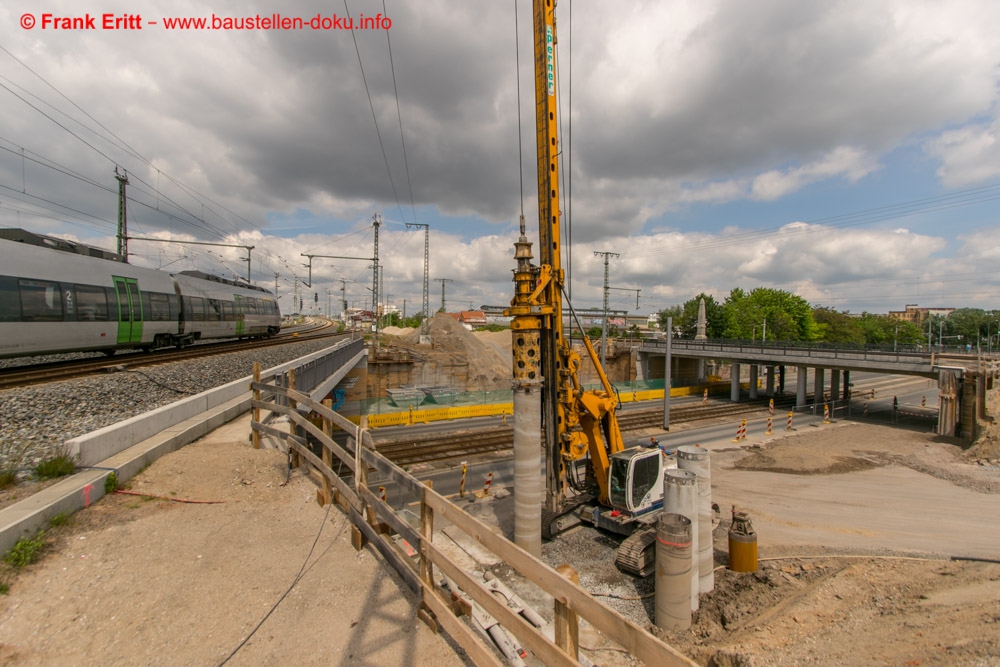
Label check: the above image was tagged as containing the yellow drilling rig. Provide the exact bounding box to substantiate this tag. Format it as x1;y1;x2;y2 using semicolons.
506;0;666;577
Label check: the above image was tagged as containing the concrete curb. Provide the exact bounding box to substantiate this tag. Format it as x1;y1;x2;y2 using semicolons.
0;392;250;556
0;338;362;556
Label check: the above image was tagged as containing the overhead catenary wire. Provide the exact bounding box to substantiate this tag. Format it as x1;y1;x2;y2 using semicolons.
383;0;416;226
343;0;408;230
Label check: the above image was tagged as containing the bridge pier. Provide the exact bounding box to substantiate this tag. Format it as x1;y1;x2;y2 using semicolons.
766;366;775;396
749;365;759;399
731;363;741;402
697;359;706;382
843;370;850;400
779;365;786;395
830;370;840;406
814;368;825;411
796;366;807;408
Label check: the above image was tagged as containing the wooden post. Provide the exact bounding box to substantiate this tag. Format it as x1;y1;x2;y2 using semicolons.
288;368;300;468
554;564;579;660
418;479;438;632
321;398;333;506
420;480;435;589
251;362;261;449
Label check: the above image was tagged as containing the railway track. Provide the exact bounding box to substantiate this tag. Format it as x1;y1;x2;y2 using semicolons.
373;397;795;467
0;321;342;390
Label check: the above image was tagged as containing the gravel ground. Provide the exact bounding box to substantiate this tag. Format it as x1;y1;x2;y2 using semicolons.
0;338;339;472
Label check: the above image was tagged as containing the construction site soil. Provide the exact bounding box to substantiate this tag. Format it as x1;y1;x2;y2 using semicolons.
2;342;999;665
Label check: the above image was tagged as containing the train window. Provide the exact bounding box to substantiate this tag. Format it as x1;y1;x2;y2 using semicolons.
190;296;206;321
250;298;259;314
168;294;180;321
221;300;234;321
61;284;76;321
19;279;63;322
141;292;152;322
75;285;109;321
148;293;171;321
207;298;222;321
105;287;118;318
0;276;20;322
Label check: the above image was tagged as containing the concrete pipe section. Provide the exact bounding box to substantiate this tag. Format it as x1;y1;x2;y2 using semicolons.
677;444;714;594
655;513;693;631
664;468;699;611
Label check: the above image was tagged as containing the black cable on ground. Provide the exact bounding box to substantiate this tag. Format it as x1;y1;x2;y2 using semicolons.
218;500;343;666
124;369;195;395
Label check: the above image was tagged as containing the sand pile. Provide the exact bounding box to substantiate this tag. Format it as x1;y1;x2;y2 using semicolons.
381;325;416;336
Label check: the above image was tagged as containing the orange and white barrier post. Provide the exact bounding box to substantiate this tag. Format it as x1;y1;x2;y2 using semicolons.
921;395;926;407
765;416;773;435
786;411;794;431
459;461;467;498
741;419;748;441
732;421;743;442
769;398;774;415
823;403;830;424
378;486;386;503
703;388;709;404
478;471;494;497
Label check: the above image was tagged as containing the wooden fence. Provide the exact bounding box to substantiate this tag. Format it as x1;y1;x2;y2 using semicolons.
249;363;695;666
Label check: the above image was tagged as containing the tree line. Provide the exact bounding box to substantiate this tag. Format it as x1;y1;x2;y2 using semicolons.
657;288;1000;349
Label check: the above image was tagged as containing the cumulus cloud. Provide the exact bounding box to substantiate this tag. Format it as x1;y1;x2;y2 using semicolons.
1;0;999;313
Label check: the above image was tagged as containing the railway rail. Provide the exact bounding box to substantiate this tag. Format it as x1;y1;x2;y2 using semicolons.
0;320;342;390
372;397;797;467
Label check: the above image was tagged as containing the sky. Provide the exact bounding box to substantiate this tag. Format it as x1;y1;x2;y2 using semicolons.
1;0;999;318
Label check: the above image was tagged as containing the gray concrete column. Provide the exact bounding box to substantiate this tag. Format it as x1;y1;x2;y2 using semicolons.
830;370;840;405
765;366;775;396
749;365;759;399
636;351;650;382
843;370;850;400
814;367;825;406
779;365;786;395
796;366;807;407
697;359;706;382
731;363;741;402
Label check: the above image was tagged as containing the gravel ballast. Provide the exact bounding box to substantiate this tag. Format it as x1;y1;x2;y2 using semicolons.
0;338;342;470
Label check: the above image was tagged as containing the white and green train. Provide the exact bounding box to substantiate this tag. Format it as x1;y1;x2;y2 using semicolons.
0;229;280;359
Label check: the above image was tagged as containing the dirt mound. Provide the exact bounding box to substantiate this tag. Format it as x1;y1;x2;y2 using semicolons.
381;325;416;336
390;314;511;391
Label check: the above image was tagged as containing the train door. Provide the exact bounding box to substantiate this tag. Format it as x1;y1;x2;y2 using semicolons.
234;294;245;336
112;277;144;344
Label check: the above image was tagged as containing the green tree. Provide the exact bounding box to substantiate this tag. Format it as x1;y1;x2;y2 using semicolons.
722;287;818;341
813;307;864;344
858;313;923;347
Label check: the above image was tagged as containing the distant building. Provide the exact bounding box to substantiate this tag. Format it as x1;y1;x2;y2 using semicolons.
458;310;488;327
888;304;955;325
480;305;512;325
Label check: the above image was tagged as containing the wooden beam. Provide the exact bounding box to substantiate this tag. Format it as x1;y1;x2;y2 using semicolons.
423;490;695;666
357;484;421;547
288;439;360;511
251;362;261;449
423;538;577;667
350;508;420;594
555;564;580;660
420;581;503;667
251;421;306;447
359;446;424;497
253;399;356;472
